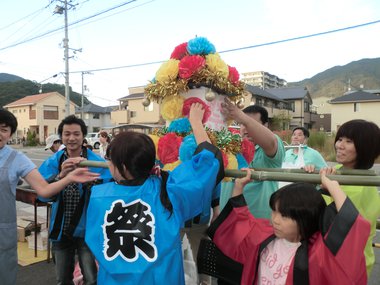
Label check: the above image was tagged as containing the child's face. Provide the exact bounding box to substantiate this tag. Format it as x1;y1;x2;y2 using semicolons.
0;124;12;149
271;210;301;243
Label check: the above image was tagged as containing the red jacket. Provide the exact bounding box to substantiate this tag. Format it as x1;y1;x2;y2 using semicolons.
208;195;370;285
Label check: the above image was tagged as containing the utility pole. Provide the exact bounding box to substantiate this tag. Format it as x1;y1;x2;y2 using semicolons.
64;0;70;115
54;0;79;115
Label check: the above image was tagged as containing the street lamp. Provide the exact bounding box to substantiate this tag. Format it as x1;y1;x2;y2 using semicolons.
37;74;58;93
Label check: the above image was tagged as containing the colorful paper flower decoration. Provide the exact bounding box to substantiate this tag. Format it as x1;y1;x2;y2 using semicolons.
145;36;254;173
145;36;245;103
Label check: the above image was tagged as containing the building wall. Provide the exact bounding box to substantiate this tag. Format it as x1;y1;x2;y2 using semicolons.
312;96;332;114
128;99;160;124
83;113;112;133
111;109;129;125
313;113;332;132
330;102;380;132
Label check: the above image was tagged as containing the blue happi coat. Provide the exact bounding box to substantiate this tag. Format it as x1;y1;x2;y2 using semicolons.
85;142;223;285
38;147;112;240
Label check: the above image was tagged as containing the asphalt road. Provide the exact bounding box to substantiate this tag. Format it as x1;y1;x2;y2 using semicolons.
14;145;380;284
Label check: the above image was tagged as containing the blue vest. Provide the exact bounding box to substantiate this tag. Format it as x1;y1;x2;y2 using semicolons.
38;148;112;240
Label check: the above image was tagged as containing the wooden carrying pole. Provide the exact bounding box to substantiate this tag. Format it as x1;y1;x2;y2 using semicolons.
79;161;380;187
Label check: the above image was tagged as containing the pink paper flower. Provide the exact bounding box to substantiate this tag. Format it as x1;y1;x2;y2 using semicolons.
182;97;211;124
228;65;240;85
178;55;205;79
170;42;188;60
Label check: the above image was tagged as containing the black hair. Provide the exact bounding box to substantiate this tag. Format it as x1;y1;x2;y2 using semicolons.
269;183;326;240
58;115;87;137
107;131;173;215
335;119;380;169
292;126;310;138
0;108;18;135
242;105;268;125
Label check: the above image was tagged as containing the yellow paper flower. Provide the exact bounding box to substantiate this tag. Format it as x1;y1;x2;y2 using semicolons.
226;153;238;170
206;53;228;78
155;59;180;83
148;134;160;159
162;160;181;171
161;95;185;121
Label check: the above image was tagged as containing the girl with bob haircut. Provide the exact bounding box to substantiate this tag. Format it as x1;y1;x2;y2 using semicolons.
85;103;224;285
305;119;380;276
199;169;370;285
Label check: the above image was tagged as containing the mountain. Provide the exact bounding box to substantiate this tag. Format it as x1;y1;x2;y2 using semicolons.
0;78;90;107
288;58;380;98
2;58;380;106
0;73;24;82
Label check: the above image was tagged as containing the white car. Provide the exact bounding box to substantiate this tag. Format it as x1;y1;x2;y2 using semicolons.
85;132;100;149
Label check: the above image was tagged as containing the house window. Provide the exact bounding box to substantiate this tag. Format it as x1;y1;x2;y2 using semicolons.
130;111;137;118
43;105;58;119
354;103;360;112
144;102;154;112
93;113;100;119
304;102;310;112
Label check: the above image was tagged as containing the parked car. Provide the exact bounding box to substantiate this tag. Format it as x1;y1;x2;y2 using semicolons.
85;132;100;149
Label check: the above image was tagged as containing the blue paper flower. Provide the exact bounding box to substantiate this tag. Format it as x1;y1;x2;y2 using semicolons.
168;118;191;134
236;153;249;169
187;37;216;55
179;134;197;161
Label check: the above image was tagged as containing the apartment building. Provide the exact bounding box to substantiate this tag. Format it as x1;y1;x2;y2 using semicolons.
241;71;287;89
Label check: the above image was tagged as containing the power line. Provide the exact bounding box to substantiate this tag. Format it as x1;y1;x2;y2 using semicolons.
220;19;380;54
70;19;380;74
0;0;138;52
0;5;49;32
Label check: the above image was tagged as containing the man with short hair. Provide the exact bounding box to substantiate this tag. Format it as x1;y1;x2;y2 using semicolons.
220;102;285;219
283;126;327;170
39;115;112;285
45;134;65;153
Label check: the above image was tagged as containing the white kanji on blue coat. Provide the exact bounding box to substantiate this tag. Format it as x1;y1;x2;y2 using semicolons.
102;199;157;262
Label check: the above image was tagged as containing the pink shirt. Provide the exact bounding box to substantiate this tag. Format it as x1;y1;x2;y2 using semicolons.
258;238;301;285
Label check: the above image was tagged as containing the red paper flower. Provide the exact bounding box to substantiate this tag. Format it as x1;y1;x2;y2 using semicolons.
221;150;228;168
241;138;255;164
178;55;206;79
157;133;183;164
228;65;240;85
228;127;240;135
182;97;211;124
170;42;188;60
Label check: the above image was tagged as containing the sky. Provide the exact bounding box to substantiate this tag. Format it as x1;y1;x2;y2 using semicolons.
1;0;380;107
